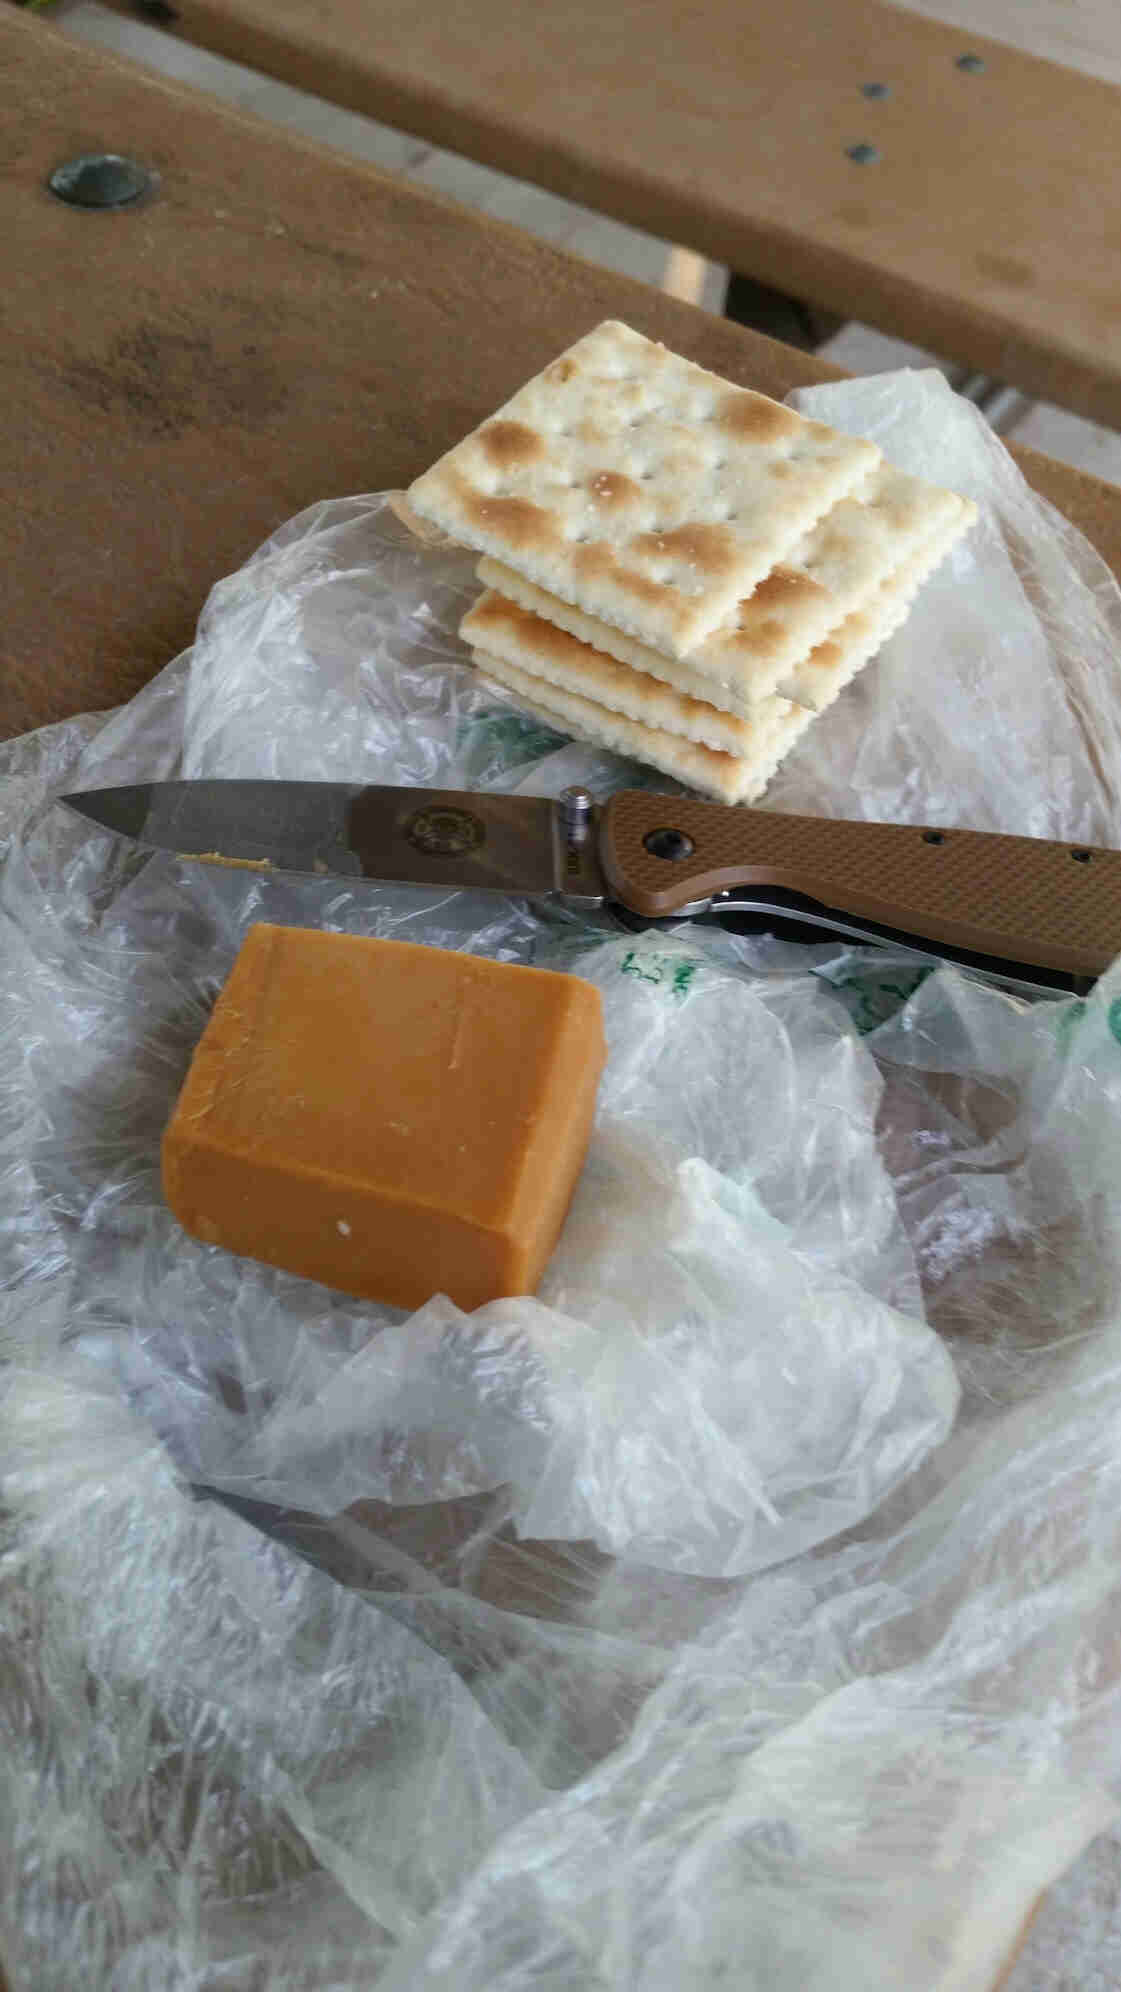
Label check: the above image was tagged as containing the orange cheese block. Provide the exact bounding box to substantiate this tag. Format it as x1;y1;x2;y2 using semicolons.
162;923;606;1311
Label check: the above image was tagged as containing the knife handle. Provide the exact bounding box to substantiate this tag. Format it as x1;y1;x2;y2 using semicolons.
599;791;1121;978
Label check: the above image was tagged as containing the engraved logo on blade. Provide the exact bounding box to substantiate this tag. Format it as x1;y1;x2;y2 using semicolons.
404;806;486;858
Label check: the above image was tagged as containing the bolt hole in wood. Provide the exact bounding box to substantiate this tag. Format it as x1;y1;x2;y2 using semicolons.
1071;848;1093;863
846;142;880;165
956;53;986;73
923;831;946;845
47;153;153;209
861;82;890;99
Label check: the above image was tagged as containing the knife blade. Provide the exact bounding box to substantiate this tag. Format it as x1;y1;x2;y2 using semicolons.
61;780;1121;997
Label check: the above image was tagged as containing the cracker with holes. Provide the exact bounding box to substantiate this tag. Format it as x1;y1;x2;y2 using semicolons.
477;464;974;713
461;589;797;755
410;318;978;803
408;319;883;661
470;648;815;806
467;524;969;803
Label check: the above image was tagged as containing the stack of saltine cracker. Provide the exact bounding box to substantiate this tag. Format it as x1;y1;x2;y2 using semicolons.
407;321;977;804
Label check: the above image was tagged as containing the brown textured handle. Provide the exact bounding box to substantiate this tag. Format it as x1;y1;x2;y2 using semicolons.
599;791;1121;978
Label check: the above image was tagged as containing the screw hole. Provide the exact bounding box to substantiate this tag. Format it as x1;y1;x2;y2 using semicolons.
861;81;890;99
1071;848;1093;863
644;828;695;862
846;141;880;165
923;830;946;846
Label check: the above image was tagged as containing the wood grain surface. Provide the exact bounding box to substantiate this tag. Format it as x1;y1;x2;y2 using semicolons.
90;0;1121;423
4;10;1121;738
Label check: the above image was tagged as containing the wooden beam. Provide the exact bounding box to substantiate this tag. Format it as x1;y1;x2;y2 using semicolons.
86;0;1121;424
6;12;1121;738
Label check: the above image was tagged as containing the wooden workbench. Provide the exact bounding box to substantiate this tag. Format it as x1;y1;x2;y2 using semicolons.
7;11;1121;740
92;0;1121;425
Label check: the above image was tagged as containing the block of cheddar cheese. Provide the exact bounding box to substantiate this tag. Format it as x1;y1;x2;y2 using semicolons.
162;923;606;1311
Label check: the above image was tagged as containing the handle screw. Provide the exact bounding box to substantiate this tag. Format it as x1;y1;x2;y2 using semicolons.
644;828;695;862
559;786;594;839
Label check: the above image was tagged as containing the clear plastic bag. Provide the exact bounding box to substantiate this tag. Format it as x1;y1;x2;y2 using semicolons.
5;369;1121;1988
777;368;1121;840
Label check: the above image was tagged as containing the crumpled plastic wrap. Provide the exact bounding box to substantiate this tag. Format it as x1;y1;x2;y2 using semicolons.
5;367;1121;1987
778;369;1121;839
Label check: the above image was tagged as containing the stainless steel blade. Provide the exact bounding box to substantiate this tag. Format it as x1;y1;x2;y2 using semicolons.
62;780;608;906
346;785;590;901
63;780;362;875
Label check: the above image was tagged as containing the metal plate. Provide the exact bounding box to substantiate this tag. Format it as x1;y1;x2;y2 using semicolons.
62;780;583;904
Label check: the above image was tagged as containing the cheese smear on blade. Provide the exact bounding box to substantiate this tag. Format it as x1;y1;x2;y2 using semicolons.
162;924;606;1311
